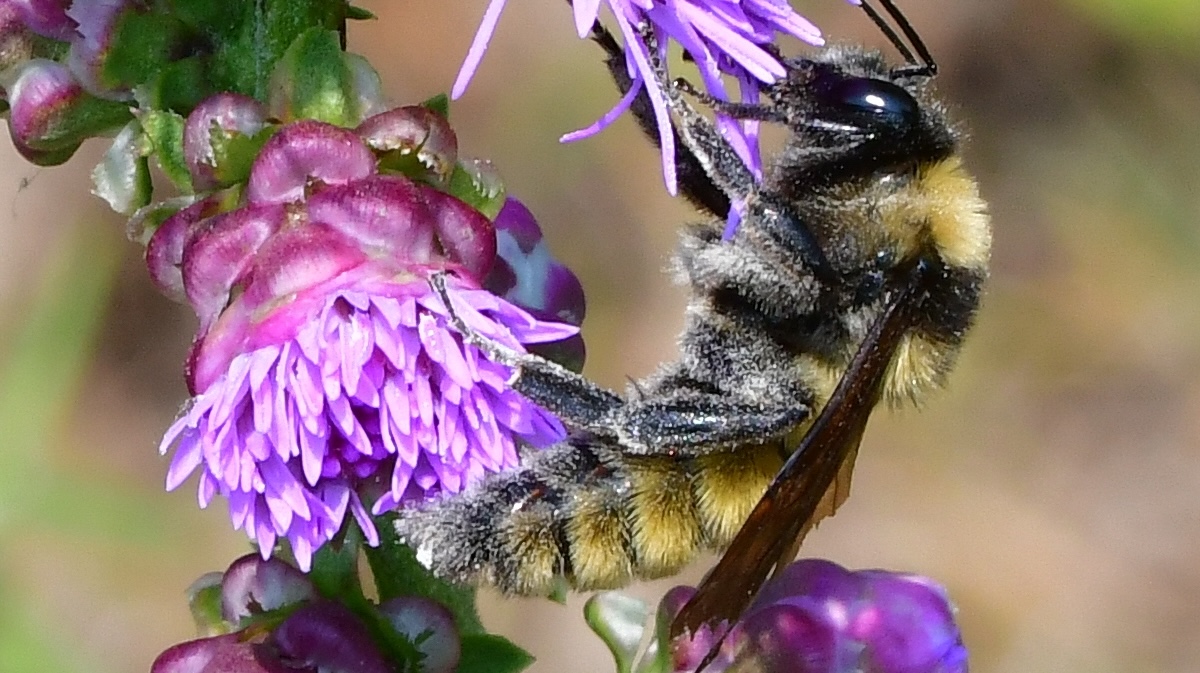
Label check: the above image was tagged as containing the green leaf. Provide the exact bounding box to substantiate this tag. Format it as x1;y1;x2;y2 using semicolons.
140;109;193;192
346;5;376;21
584;593;650;673
364;514;484;636
145;55;213;114
421;94;450;120
91;120;152;215
457;634;534;673
268;29;357;126
308;526;364;600
187;573;231;636
209;125;275;187
448;159;506;220
162;0;240;36
209;0;347;100
104;12;189;91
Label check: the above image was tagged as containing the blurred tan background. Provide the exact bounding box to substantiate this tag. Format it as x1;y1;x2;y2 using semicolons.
2;0;1199;671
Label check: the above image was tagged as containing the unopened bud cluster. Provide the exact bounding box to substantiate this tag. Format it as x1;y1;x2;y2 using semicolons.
0;0;133;163
153;554;462;673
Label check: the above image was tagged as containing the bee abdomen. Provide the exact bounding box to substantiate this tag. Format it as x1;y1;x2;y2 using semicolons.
394;438;784;595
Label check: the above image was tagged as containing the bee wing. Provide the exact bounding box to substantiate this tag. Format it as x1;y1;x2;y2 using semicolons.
671;269;926;643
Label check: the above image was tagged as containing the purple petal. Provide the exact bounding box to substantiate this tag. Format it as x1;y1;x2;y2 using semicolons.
451;0;510;99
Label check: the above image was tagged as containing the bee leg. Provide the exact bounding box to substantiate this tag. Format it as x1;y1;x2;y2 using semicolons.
431;274;625;433
617;23;756;209
613;394;812;455
586;21;731;219
635;31;836;282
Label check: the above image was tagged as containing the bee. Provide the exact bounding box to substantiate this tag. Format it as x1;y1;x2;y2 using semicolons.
398;0;989;646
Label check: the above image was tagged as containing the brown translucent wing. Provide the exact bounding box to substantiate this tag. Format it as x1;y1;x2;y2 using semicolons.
671;269;926;645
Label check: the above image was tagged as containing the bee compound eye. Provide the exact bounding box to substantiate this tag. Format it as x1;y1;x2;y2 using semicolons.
813;74;920;130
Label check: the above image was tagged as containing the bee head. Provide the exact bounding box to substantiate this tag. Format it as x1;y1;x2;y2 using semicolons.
763;46;957;184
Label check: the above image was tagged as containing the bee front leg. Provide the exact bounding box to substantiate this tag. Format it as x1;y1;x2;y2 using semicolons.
431;274;625;434
586;21;731;220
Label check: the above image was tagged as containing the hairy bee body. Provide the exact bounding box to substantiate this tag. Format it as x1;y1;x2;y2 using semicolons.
398;41;990;599
406;434;787;595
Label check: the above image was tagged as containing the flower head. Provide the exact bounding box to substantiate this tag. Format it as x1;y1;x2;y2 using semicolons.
658;560;968;673
156;111;580;570
453;1;824;195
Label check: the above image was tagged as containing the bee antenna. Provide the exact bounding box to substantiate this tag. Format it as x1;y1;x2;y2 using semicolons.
859;0;937;77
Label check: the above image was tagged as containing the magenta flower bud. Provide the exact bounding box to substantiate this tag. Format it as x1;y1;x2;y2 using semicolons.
144;195;233;304
356;106;459;184
65;0;134;100
656;560;968;673
850;572;969;673
184;93;270;191
5;58;84;162
181;202;287;336
152;634;287;673
246;120;376;205
378;597;461;673
269;602;391;673
220;554;316;626
737;602;844;673
655;586;731;673
4;57;130;164
12;0;75;41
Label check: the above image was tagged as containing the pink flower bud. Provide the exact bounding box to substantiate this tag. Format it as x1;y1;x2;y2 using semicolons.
184;93;270;191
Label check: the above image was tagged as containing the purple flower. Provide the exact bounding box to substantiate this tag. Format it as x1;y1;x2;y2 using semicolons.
159;553;464;673
659;560;968;673
453;1;823;193
156;116;578;571
485;196;586;370
152;602;394;673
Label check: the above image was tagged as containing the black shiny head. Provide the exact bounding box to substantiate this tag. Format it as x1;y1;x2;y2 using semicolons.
809;65;922;133
760;48;956;188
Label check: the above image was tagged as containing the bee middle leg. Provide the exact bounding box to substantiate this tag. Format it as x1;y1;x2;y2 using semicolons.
433;275;810;454
613;394;812;454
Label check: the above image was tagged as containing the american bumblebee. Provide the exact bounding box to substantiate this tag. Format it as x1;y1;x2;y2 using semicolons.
398;0;989;645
